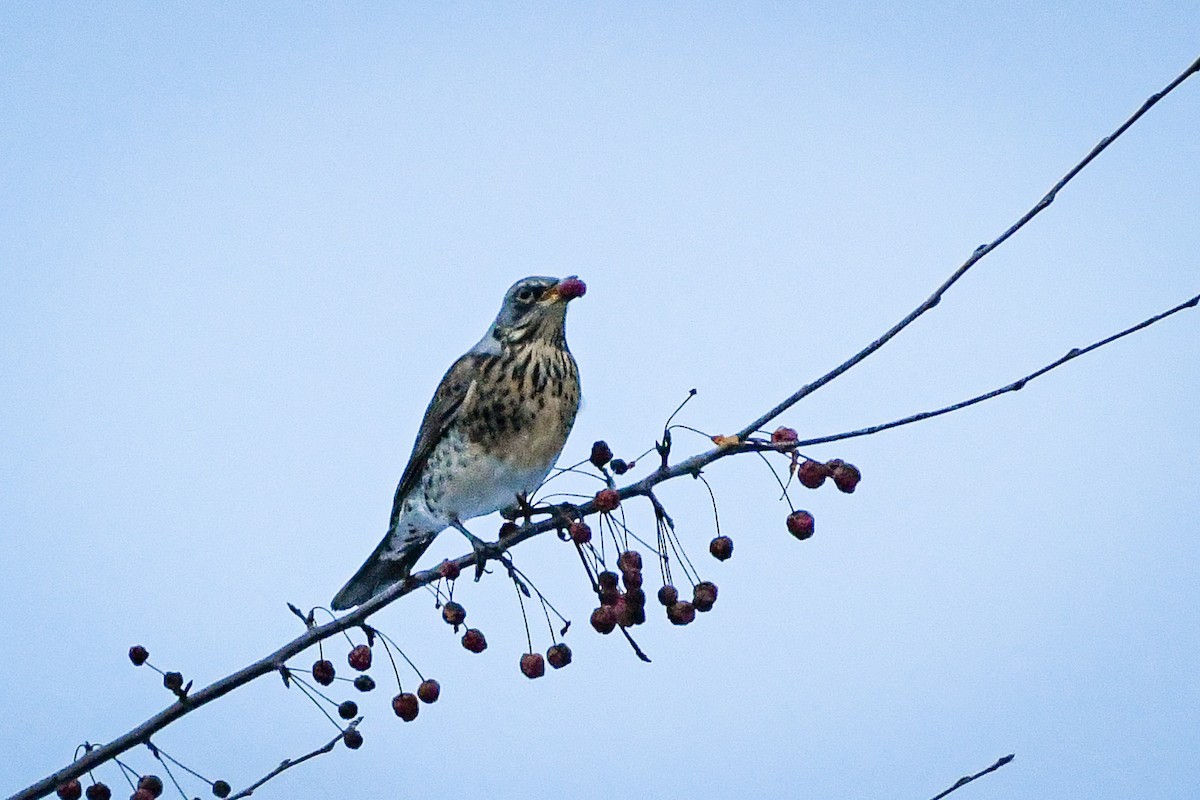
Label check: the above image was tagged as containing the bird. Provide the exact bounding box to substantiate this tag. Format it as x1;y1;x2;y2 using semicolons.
330;275;585;610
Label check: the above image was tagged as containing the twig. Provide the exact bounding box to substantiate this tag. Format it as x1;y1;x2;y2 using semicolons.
226;721;360;800
929;753;1015;800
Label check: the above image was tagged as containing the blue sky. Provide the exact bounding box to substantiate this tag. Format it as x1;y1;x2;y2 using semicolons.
2;4;1198;799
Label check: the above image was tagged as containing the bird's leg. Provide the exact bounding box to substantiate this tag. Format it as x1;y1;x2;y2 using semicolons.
500;493;571;527
450;519;528;593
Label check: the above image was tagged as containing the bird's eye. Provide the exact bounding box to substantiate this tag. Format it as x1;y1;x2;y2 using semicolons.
516;286;537;303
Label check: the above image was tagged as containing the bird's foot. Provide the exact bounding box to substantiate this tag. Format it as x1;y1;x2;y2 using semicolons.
452;521;527;591
501;494;575;527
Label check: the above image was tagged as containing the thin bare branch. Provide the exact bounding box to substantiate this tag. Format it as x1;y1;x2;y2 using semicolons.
929;753;1015;800
226;721;360;800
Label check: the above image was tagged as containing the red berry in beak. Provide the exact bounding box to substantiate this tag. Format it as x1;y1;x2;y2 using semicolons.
556;276;587;300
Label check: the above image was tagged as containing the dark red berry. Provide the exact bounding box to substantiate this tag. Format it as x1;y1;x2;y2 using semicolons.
569;521;592;544
667;601;696;625
499;521;520;537
311;659;335;686
520;652;545;679
556;275;587;300
392;692;419;721
590;440;613;468
613;597;636;628
128;645;149;666
438;559;461;580
130;790;154;800
212;780;231;799
797;459;829;489
709;535;734;561
417;678;441;703
657;585;679;606
162;672;184;692
86;783;111;800
787;510;815;540
546;643;573;669
617;550;642;572
347;644;372;672
831;461;861;493
594;488;620;512
598;586;620;606
629;602;647;625
353;674;375;692
771;426;799;448
597;570;619;589
56;780;82;800
622;568;643;590
624;587;646;609
442;601;466;627
137;776;163;798
343;729;364;749
338;700;358;719
609;458;629;475
590;605;617;634
462;628;487;653
693;581;718;612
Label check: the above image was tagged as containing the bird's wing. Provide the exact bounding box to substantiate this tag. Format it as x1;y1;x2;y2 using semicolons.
386;351;484;532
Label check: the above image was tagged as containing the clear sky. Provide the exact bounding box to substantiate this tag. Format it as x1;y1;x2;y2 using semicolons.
2;3;1198;799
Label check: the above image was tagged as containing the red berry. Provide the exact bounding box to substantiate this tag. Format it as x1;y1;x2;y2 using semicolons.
787;510;815;540
212;781;231;799
392;692;419;721
162;672;184;692
590;605;617;634
622;568;643;590
442;601;466;627
556;275;587;300
86;783;111;800
130;790;154;800
667;601;696;626
546;643;573;669
343;729;364;749
593;488;620;512
56;780;82;800
499;521;520;537
520;652;546;679
569;521;592;544
797;459;829;489
128;645;149;667
353;674;376;692
338;700;358;719
617;550;642;572
597;570;619;589
613;597;636;628
311;659;335;686
417;678;441;703
137;776;163;798
709;535;734;561
692;581;718;612
461;628;487;653
771;426;799;448
598;586;620;606
624;587;647;610
438;559;461;580
657;585;679;606
347;644;372;671
609;458;630;475
589;440;613;468
831;461;861;493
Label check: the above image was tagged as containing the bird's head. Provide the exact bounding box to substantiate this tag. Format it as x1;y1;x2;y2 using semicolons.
476;275;586;351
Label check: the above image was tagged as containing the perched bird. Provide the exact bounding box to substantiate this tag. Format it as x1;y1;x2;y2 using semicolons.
331;275;585;609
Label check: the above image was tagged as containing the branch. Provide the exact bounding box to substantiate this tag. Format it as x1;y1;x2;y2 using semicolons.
9;54;1199;800
226;721;359;800
929;753;1015;800
733;53;1200;442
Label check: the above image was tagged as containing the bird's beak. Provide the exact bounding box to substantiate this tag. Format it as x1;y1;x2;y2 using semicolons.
544;276;587;303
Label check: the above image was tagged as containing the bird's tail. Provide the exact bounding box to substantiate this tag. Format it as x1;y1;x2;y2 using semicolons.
331;530;436;610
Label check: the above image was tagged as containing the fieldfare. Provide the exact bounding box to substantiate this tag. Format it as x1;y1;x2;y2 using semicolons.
331;275;585;610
